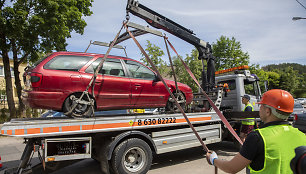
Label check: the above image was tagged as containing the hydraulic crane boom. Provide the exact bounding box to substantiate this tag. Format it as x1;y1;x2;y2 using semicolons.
126;0;216;91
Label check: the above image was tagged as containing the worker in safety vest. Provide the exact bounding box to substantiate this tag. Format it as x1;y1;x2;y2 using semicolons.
240;94;255;143
206;89;306;174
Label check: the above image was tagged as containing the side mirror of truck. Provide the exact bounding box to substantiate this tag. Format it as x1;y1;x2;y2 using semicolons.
246;77;256;83
264;80;268;92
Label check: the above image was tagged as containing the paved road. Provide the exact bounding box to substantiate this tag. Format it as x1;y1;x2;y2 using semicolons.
0;136;245;174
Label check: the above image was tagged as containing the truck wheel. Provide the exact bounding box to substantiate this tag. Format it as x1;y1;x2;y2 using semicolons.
166;92;186;113
45;161;60;171
63;94;94;117
111;138;152;174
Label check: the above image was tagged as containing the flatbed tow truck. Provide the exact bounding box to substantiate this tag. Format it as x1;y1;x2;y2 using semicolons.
0;1;262;174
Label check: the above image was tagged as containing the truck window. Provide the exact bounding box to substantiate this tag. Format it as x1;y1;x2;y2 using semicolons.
218;80;236;90
244;79;259;96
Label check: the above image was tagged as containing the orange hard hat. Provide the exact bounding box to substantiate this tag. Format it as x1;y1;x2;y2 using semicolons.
257;89;294;113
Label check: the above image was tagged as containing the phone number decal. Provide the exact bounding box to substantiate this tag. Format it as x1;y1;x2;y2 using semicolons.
137;117;177;126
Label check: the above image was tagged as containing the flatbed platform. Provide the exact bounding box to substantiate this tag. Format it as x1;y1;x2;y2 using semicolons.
1;112;221;138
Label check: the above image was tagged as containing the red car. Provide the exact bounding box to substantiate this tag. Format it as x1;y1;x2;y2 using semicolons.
22;52;193;117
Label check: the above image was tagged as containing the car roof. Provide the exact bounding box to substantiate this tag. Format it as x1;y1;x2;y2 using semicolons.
52;51;136;61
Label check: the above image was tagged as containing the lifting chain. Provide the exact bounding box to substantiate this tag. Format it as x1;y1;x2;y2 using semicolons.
126;12;130;21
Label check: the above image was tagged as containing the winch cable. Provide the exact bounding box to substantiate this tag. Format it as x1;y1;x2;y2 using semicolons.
64;23;125;117
124;22;210;152
124;23;220;174
165;38;243;146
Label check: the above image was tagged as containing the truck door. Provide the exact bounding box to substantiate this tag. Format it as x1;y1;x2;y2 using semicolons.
243;78;261;111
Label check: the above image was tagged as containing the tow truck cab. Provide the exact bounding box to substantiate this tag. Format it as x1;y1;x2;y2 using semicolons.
215;66;262;112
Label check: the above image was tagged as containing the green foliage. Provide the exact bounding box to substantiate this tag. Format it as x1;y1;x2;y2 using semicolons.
0;0;93;118
1;0;93;62
141;40;167;74
170;49;202;92
251;63;305;98
263;63;306;74
212;36;250;70
273;67;299;94
0;108;9;123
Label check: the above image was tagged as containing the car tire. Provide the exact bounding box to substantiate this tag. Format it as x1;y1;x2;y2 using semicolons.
63;93;94;117
166;92;186;113
111;138;152;174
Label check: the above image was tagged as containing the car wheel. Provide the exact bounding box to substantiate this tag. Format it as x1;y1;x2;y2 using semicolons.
63;93;94;117
166;92;186;113
111;138;152;174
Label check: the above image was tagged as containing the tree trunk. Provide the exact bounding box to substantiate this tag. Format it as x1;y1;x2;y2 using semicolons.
13;57;25;115
0;31;16;118
12;40;25;116
1;52;16;118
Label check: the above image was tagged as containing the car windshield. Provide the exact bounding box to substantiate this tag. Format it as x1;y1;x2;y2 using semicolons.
294;103;303;108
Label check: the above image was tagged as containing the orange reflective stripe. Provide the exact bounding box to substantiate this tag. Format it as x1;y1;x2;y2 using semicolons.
0;116;212;136
7;130;12;135
93;122;129;129
82;125;93;130
27;128;40;134
62;125;80;132
187;116;211;122
15;129;25;135
43;127;59;133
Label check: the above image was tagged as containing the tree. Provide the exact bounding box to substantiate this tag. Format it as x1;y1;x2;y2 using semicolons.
170;49;202;92
212;36;250;70
141;40;167;74
0;0;93;118
250;65;281;93
275;67;299;95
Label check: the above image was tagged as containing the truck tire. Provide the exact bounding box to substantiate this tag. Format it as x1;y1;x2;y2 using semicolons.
111;138;152;174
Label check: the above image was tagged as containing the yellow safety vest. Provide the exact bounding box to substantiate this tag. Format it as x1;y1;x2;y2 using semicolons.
249;125;306;173
242;103;255;125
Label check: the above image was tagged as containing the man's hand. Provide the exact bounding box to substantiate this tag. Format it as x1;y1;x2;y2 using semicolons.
206;150;218;165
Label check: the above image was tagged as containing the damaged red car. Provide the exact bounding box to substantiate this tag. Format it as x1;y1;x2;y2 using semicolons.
22;52;193;117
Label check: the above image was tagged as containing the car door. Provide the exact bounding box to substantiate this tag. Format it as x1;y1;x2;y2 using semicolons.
123;59;167;107
83;57;132;110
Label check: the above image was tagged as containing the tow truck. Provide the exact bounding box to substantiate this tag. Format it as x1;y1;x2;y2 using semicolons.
0;1;262;174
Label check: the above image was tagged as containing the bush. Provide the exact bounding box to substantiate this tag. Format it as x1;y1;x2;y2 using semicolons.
0;108;9;123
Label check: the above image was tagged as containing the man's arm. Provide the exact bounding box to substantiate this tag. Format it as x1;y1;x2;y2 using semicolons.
214;153;251;173
206;152;251;173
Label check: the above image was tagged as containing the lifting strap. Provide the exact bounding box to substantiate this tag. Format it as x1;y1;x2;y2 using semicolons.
165;38;243;145
64;23;126;117
163;35;179;94
124;22;220;174
124;22;211;152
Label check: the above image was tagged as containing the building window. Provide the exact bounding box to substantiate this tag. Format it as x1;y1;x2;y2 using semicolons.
0;66;3;76
0;66;14;77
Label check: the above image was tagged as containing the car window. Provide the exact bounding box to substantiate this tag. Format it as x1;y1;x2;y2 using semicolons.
44;55;92;71
85;58;125;77
124;60;155;80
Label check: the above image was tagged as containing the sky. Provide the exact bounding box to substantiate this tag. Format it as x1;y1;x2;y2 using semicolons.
66;0;306;67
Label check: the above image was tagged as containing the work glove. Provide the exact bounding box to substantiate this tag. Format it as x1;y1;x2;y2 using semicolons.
206;150;218;166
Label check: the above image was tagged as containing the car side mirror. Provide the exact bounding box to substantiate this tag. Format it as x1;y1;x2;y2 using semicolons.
153;75;160;82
